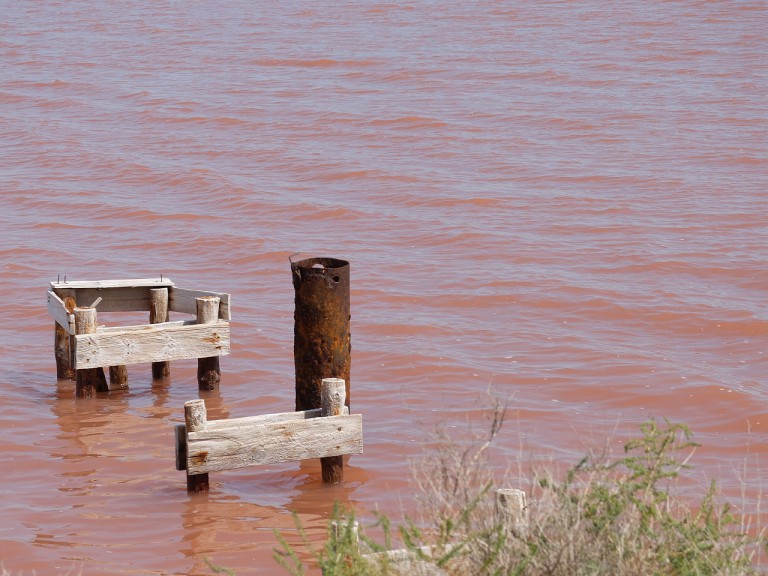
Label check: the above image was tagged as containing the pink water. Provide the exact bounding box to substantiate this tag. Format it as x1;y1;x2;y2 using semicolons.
1;1;766;574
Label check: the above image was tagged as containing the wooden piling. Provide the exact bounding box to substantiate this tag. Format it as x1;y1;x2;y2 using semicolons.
196;296;221;391
184;399;210;492
53;289;76;380
74;307;108;397
109;365;128;389
495;488;528;538
291;257;351;412
54;323;74;380
150;288;170;379
321;378;346;484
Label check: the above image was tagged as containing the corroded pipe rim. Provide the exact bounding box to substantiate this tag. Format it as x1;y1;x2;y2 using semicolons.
290;256;349;270
290;257;350;288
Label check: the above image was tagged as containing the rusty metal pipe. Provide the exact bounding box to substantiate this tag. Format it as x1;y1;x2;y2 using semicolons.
291;257;351;413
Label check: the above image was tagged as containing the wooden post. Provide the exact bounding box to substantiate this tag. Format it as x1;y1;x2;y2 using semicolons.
54;289;76;380
321;378;346;484
291;257;351;412
150;288;170;379
495;488;528;538
196;296;221;391
74;307;108;397
54;323;74;380
109;365;128;389
105;288;128;387
185;399;210;492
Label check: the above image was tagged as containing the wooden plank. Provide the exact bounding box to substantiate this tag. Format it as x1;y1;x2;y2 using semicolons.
169;287;231;320
96;320;190;333
186;413;363;474
49;280;175;313
50;278;174;290
203;406;349;433
73;320;230;369
47;290;75;334
66;286;155;312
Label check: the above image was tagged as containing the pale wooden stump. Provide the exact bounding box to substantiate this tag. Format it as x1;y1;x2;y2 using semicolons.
321;378;346;484
184;398;209;492
74;307;108;397
196;296;221;391
150;287;170;379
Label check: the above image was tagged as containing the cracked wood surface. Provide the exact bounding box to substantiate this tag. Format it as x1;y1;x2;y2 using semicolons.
184;412;363;475
73;320;230;368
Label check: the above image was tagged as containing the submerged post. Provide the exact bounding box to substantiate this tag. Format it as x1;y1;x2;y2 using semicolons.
196;296;221;391
54;289;76;380
321;378;346;483
150;287;170;379
291;257;351;412
184;399;209;492
54;323;72;379
109;365;128;389
74;307;108;397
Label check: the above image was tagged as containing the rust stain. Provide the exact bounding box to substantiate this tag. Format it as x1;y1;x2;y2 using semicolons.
203;332;221;345
191;451;208;465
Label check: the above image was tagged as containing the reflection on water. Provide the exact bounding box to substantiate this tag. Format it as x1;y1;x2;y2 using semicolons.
180;460;367;575
40;371;368;574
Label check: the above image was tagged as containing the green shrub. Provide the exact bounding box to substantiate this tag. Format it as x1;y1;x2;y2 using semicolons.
272;416;766;576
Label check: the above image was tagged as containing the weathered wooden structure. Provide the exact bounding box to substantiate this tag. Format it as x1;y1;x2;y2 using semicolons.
47;278;231;396
175;378;363;492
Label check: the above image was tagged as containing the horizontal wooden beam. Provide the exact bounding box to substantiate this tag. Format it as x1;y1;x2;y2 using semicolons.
169;287;231;320
96;320;190;333
50;278;174;290
206;405;349;433
185;413;363;475
174;406;351;471
47;290;75;334
57;286;158;313
73;320;230;369
50;279;177;313
48;280;233;318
